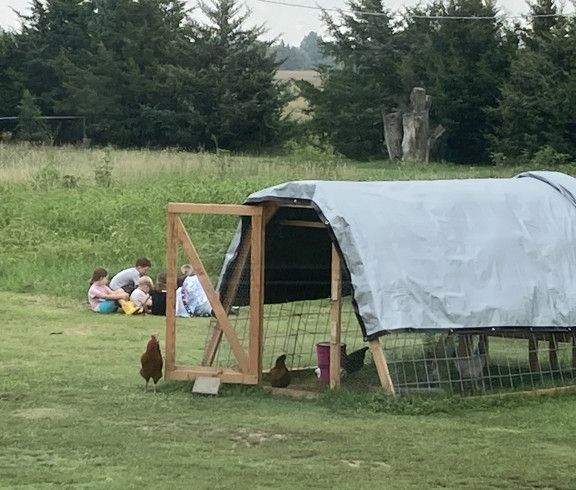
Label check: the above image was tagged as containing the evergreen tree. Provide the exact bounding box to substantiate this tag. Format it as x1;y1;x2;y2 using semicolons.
15;89;51;142
0;30;21;122
272;41;312;70
53;0;199;146
490;0;576;160
399;0;513;163
299;0;402;160
14;0;93;118
299;32;332;67
188;0;288;150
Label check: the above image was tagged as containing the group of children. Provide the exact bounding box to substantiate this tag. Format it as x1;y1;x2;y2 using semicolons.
88;257;211;317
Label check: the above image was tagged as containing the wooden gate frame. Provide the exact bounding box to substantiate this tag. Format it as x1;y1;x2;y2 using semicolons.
164;202;395;394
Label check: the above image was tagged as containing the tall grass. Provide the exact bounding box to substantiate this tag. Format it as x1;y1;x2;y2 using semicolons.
1;143;572;301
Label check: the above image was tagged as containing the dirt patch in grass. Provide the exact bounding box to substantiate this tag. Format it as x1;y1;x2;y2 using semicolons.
13;407;71;419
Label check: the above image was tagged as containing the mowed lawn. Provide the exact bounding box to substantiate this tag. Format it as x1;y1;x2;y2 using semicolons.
2;291;576;489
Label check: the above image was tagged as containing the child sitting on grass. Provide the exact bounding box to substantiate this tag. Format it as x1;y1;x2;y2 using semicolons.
88;268;133;314
130;276;154;314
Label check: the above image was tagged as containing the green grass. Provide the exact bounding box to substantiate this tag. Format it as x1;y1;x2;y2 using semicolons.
3;291;576;489
2;143;572;302
4;145;576;487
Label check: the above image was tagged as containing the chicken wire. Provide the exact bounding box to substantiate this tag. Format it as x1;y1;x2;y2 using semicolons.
173;213;576;396
177;275;576;396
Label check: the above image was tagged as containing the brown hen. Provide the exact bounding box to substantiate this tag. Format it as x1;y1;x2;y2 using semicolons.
140;335;163;393
269;354;291;388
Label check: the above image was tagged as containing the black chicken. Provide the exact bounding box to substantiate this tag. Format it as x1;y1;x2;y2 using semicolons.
343;347;369;375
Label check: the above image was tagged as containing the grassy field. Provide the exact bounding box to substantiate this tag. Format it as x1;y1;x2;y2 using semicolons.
3;145;576;487
0;143;548;301
3;290;576;489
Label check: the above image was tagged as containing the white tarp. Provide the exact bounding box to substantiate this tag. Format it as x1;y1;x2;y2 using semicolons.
221;171;576;338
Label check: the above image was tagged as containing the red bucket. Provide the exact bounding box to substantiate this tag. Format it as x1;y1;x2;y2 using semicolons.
316;342;346;383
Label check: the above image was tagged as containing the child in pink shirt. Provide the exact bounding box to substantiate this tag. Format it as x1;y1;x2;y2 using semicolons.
88;268;130;313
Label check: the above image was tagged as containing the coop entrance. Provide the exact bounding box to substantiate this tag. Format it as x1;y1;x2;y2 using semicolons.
163;202;394;393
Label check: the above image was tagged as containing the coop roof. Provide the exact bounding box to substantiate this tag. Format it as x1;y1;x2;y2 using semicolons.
218;171;576;340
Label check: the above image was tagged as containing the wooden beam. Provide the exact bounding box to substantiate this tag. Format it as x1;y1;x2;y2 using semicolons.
266;387;320;400
329;244;342;389
473;384;576;399
168;202;261;216
486;331;573;342
166;366;259;384
248;211;265;383
279;220;326;229
275;203;313;209
369;338;395;395
529;335;540;372
176;217;250;372
549;336;559;371
572;332;576;371
164;211;178;374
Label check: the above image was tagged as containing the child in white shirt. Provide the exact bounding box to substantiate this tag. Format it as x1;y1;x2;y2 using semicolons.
130;276;153;314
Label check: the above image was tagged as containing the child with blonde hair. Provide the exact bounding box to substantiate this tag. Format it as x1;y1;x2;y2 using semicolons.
130;275;154;314
176;264;212;317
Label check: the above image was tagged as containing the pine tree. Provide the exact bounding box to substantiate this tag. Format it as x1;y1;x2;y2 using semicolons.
0;31;21;121
399;0;514;163
188;0;288;151
15;89;51;142
53;0;199;146
299;0;402;160
490;0;576;160
14;0;93;118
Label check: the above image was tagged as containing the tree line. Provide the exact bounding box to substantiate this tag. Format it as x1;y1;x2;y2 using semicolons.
1;0;575;164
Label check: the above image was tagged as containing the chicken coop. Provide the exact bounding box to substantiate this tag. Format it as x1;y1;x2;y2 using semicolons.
164;171;576;396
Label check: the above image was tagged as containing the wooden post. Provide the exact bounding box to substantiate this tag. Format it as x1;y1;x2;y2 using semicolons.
529;335;540;372
165;210;178;375
369;338;395;395
248;211;265;384
329;244;342;389
383;111;403;159
572;332;576;371
549;335;559;372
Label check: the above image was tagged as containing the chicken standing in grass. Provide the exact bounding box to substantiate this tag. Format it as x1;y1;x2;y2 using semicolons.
269;354;291;388
140;335;163;393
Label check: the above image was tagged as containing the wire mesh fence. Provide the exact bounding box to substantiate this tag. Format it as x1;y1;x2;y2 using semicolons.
173;212;576;397
174;290;576;397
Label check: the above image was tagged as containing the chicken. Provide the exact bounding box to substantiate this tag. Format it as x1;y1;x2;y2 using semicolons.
140;335;163;393
343;347;369;375
269;354;291;388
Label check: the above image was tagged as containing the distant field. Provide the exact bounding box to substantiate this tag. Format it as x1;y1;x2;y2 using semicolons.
275;70;320;119
276;70;320;86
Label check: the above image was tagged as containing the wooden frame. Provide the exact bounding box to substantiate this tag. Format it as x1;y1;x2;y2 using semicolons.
164;201;396;395
165;203;264;384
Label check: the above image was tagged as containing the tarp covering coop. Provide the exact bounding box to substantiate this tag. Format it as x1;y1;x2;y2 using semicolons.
218;171;576;340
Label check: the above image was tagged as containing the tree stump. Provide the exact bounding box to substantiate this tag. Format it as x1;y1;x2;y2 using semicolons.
383;87;444;162
383;111;403;160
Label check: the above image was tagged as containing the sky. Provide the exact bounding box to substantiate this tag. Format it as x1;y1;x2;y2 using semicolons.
0;0;564;46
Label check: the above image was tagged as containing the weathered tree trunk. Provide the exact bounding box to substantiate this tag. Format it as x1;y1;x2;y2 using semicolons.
383;87;445;163
383;111;403;159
